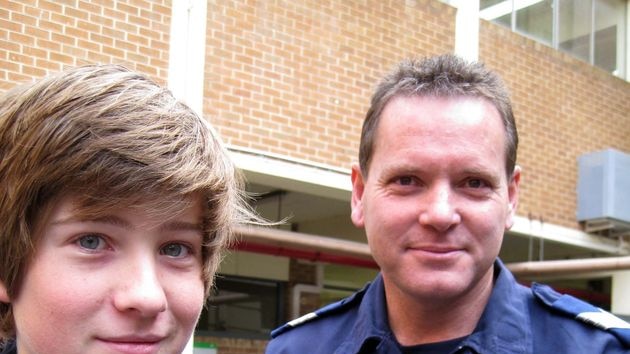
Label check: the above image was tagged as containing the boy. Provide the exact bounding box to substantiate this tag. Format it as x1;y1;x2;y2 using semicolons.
0;64;257;353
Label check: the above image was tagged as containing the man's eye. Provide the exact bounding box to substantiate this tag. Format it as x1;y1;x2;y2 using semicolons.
160;243;191;258
396;176;415;186
77;234;106;250
466;178;487;189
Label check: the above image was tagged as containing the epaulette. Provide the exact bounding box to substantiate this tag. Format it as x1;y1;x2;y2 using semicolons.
532;283;630;347
270;281;370;338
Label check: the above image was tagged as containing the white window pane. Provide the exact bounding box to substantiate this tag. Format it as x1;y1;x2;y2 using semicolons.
558;0;592;62
515;0;554;44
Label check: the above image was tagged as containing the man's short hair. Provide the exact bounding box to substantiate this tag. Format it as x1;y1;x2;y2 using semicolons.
0;64;256;337
359;54;518;177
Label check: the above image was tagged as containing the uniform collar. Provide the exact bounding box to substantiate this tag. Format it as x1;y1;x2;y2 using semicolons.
337;273;398;353
460;260;533;354
339;259;533;354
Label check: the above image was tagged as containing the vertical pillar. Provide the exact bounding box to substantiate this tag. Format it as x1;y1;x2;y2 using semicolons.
625;2;629;81
448;0;480;61
612;270;630;315
168;0;208;116
168;2;208;353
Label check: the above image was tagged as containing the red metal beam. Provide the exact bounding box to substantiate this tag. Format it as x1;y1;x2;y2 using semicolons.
232;241;379;269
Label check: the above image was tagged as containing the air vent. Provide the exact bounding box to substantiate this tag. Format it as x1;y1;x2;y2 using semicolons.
577;149;630;237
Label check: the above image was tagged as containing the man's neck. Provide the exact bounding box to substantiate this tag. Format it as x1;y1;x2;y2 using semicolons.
384;268;495;346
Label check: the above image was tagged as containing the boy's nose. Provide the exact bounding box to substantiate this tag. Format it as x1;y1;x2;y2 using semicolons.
113;258;167;317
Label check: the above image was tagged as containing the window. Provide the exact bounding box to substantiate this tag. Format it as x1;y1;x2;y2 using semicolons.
515;0;554;45
196;275;285;338
594;0;626;75
558;0;592;62
480;0;627;78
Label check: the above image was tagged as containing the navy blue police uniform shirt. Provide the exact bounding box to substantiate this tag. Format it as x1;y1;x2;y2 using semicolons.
0;339;16;354
265;260;630;354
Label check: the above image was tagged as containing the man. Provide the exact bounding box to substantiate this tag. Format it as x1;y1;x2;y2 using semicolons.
0;64;258;354
266;55;630;353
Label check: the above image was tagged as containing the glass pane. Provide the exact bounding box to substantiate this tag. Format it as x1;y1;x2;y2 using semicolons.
558;0;592;62
197;276;283;337
481;0;506;8
480;0;513;28
515;0;554;45
594;0;626;76
495;13;513;28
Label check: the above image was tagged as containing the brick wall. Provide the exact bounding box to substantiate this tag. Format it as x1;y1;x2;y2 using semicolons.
0;0;171;90
479;21;630;228
203;0;456;168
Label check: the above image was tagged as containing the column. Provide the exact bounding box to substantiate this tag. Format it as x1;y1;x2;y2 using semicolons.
612;270;630;315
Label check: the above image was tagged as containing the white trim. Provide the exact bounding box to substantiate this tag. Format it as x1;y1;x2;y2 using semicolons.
167;0;208;115
480;0;544;21
612;271;630;315
625;0;629;81
451;0;480;61
577;309;630;329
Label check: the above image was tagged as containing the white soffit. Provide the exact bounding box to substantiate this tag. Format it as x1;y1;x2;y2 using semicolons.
228;146;352;202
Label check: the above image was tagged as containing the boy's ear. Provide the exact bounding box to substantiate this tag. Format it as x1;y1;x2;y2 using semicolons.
0;280;9;303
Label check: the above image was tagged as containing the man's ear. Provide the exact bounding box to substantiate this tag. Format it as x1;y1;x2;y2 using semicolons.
505;165;521;229
350;164;366;228
0;280;10;303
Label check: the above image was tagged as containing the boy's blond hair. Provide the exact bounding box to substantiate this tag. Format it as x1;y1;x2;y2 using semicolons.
0;64;255;337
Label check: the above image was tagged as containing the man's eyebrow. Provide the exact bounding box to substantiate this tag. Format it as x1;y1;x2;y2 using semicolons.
460;166;501;178
381;163;424;175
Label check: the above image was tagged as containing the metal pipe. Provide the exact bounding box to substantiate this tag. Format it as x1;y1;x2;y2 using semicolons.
234;226;630;276
235;226;373;261
506;256;630;277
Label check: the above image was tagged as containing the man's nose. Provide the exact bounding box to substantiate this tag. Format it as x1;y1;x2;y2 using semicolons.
418;183;461;232
112;257;167;317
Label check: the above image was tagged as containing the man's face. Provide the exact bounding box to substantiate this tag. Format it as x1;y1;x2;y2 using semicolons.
351;95;519;303
0;195;206;354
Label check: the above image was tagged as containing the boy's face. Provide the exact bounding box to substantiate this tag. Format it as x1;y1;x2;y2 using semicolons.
0;195;206;354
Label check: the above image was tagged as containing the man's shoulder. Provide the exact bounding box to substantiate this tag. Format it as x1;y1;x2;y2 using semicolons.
270;282;368;339
265;280;374;353
528;282;630;349
0;339;16;354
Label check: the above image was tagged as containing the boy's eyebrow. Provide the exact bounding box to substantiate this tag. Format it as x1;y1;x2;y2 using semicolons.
51;214;129;227
53;215;203;233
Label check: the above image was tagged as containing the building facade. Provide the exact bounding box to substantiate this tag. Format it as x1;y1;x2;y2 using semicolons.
1;1;629;352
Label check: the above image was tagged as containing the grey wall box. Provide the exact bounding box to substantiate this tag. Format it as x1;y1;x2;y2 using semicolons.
577;148;630;224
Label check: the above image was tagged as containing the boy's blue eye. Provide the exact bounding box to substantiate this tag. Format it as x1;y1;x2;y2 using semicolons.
160;243;190;258
78;235;104;250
